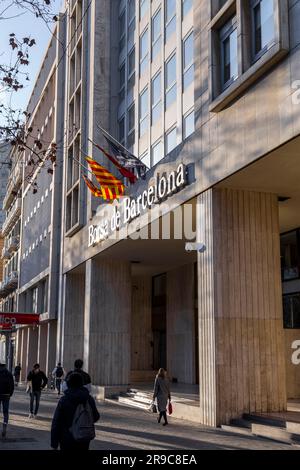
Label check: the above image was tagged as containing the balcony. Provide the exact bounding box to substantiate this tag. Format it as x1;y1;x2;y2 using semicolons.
7;236;20;254
1;247;12;260
1;198;21;237
2;163;22;211
0;271;18;298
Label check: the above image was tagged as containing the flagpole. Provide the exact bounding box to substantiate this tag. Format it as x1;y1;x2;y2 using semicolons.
95;122;132;156
70;149;94;177
94;124;149;171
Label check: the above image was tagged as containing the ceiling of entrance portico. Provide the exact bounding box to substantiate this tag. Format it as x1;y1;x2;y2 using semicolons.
216;135;300;233
95;238;197;277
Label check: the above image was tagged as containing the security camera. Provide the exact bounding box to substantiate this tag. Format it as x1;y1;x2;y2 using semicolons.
185;242;206;253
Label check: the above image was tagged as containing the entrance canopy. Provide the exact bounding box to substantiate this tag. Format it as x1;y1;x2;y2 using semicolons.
216;135;300;233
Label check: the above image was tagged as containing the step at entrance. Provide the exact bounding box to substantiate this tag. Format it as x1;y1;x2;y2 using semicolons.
221;412;300;445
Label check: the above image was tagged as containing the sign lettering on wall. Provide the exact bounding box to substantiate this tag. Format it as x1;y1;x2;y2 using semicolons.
88;163;187;247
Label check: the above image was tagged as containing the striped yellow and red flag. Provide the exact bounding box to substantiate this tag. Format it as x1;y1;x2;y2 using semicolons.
86;156;125;200
82;174;102;198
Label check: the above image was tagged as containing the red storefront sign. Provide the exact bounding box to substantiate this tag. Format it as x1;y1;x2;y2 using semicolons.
0;313;40;329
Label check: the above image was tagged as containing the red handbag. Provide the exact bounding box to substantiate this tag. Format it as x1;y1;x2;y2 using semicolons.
168;401;173;415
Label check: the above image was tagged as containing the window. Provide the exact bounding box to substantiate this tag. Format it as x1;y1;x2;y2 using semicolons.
128;19;135;49
128;0;135;49
40;280;48;314
183;110;195;138
165;0;176;41
128;0;135;23
281;230;300;281
128;48;135;78
152;140;163;165
283;293;300;329
128;104;135;133
165;54;177;109
140;0;149;19
140;29;149;76
119;116;125;144
166;127;177;154
140;151;151;170
252;0;275;59
151;72;161;124
119;63;125;95
182;0;192;18
32;286;38;314
119;10;126;52
220;17;238;90
139;88;149;137
183;32;194;91
152;9;161;60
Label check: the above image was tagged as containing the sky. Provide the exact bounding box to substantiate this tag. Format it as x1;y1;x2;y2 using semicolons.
0;0;63;115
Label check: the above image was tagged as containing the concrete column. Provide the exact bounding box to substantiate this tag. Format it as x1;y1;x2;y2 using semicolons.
131;276;153;373
197;188;286;426
20;328;28;381
46;321;57;377
62;272;85;371
167;264;196;384
37;323;48;373
27;326;39;372
88;259;131;386
15;329;22;367
83;260;92;372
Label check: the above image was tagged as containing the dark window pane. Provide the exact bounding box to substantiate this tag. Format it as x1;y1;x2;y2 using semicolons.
253;0;274;56
220;19;238;89
281;231;300;281
283;293;300;329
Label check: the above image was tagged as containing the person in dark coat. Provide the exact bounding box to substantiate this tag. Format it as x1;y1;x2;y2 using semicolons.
64;359;92;392
14;363;21;386
153;368;171;426
27;363;48;418
51;372;100;451
0;362;14;438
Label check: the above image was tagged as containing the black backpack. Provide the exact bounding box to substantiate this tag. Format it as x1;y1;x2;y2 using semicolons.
55;366;64;378
69;400;96;442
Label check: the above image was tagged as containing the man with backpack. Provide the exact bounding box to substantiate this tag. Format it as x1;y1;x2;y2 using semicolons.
64;359;92;392
51;372;100;451
0;362;14;438
52;363;65;395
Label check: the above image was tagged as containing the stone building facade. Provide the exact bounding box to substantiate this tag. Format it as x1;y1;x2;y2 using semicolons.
5;0;300;427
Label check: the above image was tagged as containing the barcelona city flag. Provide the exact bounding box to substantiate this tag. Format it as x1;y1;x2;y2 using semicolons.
85;156;125;200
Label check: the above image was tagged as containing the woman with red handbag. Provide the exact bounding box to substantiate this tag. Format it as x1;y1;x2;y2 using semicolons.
152;368;171;426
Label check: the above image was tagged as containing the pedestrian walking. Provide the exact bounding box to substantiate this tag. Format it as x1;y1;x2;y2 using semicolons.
153;368;171;426
27;363;48;418
0;362;14;438
14;363;21;386
52;363;65;395
64;359;92;392
51;372;100;451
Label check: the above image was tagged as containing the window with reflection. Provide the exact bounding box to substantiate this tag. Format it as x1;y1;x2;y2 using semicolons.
219;17;238;91
252;0;275;60
281;230;300;281
283;293;300;329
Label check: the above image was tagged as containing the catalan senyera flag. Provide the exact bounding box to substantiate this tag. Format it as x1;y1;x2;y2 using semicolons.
86;156;125;200
82;173;103;198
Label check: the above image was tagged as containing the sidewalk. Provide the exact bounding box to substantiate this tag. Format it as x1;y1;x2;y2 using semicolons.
0;388;295;450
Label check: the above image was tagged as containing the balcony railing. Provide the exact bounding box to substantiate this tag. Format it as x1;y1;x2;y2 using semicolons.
2;163;22;211
1;247;12;261
1;198;21;237
7;235;20;253
0;271;18;298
